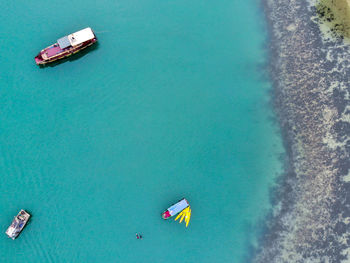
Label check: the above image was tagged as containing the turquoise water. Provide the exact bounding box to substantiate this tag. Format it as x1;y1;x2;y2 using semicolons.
0;0;283;262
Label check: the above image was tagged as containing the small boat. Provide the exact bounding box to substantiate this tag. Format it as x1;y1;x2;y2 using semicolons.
35;27;97;65
162;198;189;219
5;210;30;240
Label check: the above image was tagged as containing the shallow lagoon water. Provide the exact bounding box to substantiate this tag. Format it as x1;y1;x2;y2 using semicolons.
0;0;283;262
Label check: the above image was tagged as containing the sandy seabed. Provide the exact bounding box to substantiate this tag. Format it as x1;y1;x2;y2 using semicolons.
253;0;350;262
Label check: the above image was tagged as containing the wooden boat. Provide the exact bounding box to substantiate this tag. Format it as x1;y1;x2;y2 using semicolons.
162;198;189;219
35;27;97;65
5;210;30;239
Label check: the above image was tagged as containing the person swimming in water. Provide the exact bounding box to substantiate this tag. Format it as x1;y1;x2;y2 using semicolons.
136;233;142;239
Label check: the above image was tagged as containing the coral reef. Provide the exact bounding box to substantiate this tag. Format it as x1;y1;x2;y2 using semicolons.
253;0;350;262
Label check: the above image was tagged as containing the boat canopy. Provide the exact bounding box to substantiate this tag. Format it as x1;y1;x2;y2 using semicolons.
168;199;189;216
57;36;71;49
68;27;95;46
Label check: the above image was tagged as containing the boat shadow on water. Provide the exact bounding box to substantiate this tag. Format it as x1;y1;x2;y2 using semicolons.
38;42;100;68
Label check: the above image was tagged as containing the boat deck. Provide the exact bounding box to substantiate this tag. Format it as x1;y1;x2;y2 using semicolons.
45;45;65;57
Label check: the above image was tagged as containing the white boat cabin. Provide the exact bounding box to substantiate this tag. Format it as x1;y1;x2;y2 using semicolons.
57;27;95;49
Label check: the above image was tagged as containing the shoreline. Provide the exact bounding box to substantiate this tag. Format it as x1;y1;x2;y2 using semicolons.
252;0;350;262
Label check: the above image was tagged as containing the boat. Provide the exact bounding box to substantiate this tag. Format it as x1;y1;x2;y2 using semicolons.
162;198;189;219
35;27;97;65
5;210;30;240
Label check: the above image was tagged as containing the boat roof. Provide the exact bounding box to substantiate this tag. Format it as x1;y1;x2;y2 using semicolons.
68;27;95;46
56;28;95;49
168;199;189;215
57;36;71;49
